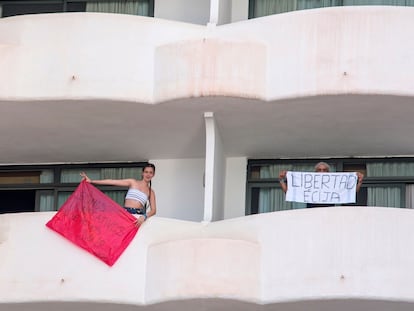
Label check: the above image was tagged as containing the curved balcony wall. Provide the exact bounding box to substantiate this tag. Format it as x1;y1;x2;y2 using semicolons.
0;6;414;103
1;207;414;311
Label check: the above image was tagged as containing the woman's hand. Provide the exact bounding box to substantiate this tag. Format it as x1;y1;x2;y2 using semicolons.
134;216;146;227
80;172;91;183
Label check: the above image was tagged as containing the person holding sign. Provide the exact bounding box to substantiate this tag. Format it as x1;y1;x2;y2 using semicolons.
80;162;157;225
278;162;364;208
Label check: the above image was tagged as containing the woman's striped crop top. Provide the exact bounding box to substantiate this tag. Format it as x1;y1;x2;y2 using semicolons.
125;188;148;206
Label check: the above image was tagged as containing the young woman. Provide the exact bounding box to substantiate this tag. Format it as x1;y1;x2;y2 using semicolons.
80;163;156;225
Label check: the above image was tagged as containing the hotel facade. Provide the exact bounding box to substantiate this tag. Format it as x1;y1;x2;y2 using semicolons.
2;1;414;310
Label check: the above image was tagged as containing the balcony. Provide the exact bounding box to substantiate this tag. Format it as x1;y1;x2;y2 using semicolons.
0;7;414;164
1;206;414;311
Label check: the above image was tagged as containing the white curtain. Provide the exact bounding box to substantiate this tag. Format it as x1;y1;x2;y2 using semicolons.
60;167;142;183
367;187;402;208
297;0;343;9
86;0;150;16
61;169;100;183
366;162;414;208
57;190;126;209
57;192;72;210
253;0;414;17
367;162;414;177
254;0;342;17
39;170;54;183
259;187;298;212
39;191;55;212
56;167;142;210
343;0;409;5
101;167;142;179
406;184;414;208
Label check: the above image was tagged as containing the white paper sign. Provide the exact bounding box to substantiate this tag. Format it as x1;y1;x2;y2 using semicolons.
285;171;357;204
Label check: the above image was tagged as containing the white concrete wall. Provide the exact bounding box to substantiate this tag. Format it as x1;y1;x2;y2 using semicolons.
154;0;211;25
2;207;414;310
218;0;233;25
231;0;249;22
155;0;247;25
203;113;214;221
212;117;225;221
224;157;247;219
0;13;204;102
204;112;225;222
204;113;214;221
2;7;414;102
149;158;205;222
2;7;414;227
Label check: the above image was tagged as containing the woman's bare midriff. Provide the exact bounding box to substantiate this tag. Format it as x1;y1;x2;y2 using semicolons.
124;199;144;209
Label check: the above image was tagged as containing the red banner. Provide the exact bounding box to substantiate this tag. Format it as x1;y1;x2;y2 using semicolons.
46;180;139;266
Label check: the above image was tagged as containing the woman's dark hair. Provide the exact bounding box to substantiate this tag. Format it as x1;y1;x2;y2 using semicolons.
144;162;156;173
143;162;155;209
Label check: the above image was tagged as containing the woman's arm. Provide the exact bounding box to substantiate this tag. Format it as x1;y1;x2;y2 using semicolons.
146;189;157;218
80;172;134;187
134;190;156;226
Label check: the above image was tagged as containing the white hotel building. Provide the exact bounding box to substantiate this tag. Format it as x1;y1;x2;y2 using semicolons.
1;1;414;310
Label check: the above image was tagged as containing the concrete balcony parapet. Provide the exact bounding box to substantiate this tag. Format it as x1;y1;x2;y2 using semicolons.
0;6;414;103
1;207;414;310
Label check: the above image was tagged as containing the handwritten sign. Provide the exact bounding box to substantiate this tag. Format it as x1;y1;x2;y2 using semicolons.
285;171;357;204
46;180;138;266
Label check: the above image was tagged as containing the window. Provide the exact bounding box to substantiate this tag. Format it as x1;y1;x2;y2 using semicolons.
0;0;154;18
1;1;85;17
249;0;414;19
246;158;414;215
0;162;146;214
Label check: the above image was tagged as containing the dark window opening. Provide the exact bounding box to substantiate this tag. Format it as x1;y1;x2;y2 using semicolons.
250;187;260;215
1;2;86;18
0;190;36;214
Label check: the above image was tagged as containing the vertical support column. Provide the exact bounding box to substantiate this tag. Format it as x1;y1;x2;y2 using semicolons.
204;112;215;222
209;0;219;26
204;112;225;222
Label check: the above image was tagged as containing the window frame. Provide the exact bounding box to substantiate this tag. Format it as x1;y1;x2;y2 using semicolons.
246;157;414;215
0;0;155;17
0;162;148;212
248;0;414;19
